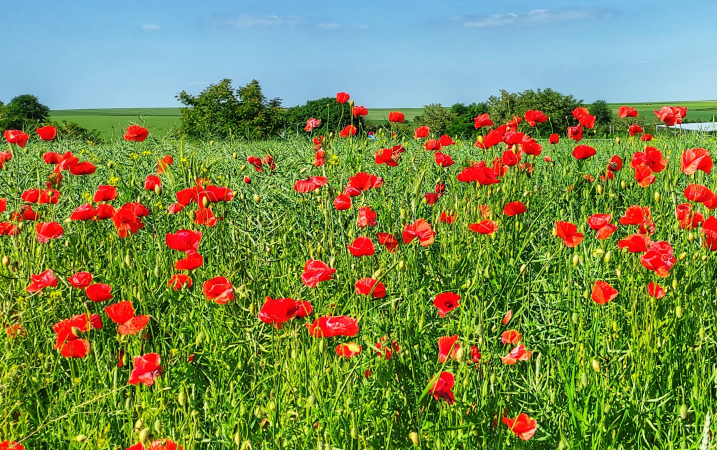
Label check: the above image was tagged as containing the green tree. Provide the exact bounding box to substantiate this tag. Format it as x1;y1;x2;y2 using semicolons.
486;88;582;135
590;100;615;137
413;104;457;136
446;102;489;136
0;94;50;130
176;79;284;139
284;97;362;135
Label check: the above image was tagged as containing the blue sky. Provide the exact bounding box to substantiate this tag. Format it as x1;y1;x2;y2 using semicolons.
1;0;716;110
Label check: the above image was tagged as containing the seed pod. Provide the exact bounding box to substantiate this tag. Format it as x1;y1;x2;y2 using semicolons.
591;359;600;372
409;432;419;446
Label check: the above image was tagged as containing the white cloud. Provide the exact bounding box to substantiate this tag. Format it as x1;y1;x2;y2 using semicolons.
142;24;161;31
318;22;340;30
230;14;299;28
463;8;590;28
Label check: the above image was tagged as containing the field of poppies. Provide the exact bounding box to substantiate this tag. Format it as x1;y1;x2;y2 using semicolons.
1;99;717;450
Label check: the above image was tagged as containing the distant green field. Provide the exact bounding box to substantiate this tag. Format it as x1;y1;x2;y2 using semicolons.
50;101;717;139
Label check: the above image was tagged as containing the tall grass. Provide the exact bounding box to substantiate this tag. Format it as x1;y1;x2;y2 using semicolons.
1;131;716;449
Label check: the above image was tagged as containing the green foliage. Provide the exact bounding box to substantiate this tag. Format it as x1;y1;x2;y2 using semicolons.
414;103;458;136
0;94;50;130
284;97;363;135
48;119;104;143
487;88;582;135
590;100;615;137
446;102;489;136
176;79;285;139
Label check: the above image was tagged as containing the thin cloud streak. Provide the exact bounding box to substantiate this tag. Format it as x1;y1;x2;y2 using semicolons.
463;8;591;28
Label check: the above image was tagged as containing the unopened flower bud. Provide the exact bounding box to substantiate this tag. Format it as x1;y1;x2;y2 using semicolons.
409;431;419;446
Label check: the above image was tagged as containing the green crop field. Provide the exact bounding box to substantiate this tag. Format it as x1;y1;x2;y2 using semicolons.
50;101;717;139
1;126;717;449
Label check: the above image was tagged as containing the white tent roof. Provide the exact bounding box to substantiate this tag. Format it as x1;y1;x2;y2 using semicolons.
656;122;717;132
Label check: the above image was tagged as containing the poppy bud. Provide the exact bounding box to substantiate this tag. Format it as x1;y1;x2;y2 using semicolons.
455;345;465;363
372;268;382;279
268;400;276;411
83;300;93;310
409;432;419;446
124;253;131;266
134;419;144;430
693;252;699;260
572;254;580;266
1;255;9;266
654;191;660;202
552;228;557;237
672;278;678;290
107;161;114;168
154;184;162;196
702;255;709;262
678;252;687;261
178;389;187;406
201;196;210;208
153;418;162;434
240;164;246;170
580;372;588;387
17;222;23;231
349;100;354;107
75;435;87;442
519;264;527;274
234;432;242;446
596;184;603;195
676;305;682;318
616;269;621;278
699;327;705;341
243;176;251;184
615;137;621;144
138;427;150;443
195;331;206;346
620;181;626;189
233;152;237;159
679;404;688;420
253;194;260;203
603;251;611;263
71;326;82;338
591;359;600;372
209;140;214;146
476;135;484;144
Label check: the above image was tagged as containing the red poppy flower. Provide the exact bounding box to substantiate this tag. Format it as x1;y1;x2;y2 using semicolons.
591;280;618;305
595;224;617;240
112;205;144;238
166;229;202;254
0;151;12;169
628;124;644;136
86;283;113;302
166;274;192;291
69;271;93;289
521;137;542;156
247;155;263;172
701;216;717;251
301;259;336;287
356;206;377;228
572;107;596;129
336;92;350;104
128;353;162;386
456;165;500;185
567;125;583;142
555;221;584;247
640;241;676;277
202;276;234;304
304;118;321;132
36;222;64;243
684;184;714;204
95;203;116;219
654;106;677;126
501;344;532;364
0;222;19;236
355;278;386;298
501;150;518;167
503;201;526;217
294;176;328;193
21;188;60;204
620;205;650;226
124;125;149;142
648;282;666;299
53;313;102;358
144;175;161;191
438;335;459;363
125;440;181;450
681;148;712;175
105;301;150;335
440;211;457;224
0;198;5;213
336;342;362;358
433;292;460;317
618;106;638;118
306;316;359;337
388;111;405;123
339;125;357;138
26;269;58;293
430;371;455;405
3;130;29;147
352;105;368;117
469;220;498;235
259;297;301;329
475;129;504;150
36;125;57;141
334;194;352;210
634;163;655;187
503;413;537;441
631;147;668;173
175;253;204;271
414;126;430;139
94;185;118;202
473;113;493;129
618;234;651;253
572;145;596;160
0;441;24;450
641;134;653;142
524;110;548;127
587;214;611;230
348;236;375;257
547;133;559;144
375;146;403;166
70;203;97;221
377;232;399;252
402;219;435;246
68;161;96;175
501;330;522;344
438;135;454;147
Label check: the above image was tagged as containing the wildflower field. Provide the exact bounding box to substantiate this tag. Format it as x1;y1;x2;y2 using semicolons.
1;103;717;450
